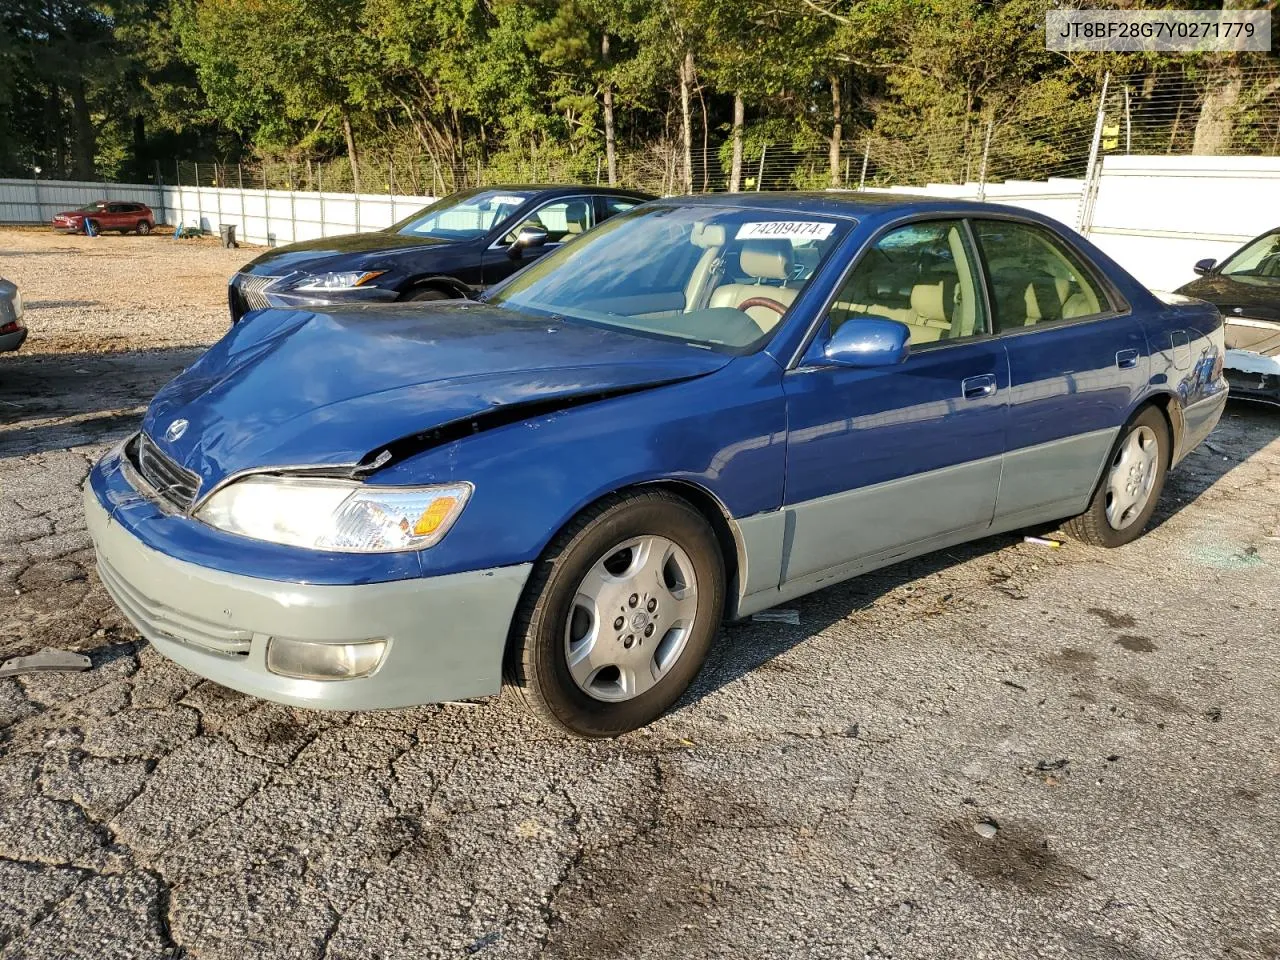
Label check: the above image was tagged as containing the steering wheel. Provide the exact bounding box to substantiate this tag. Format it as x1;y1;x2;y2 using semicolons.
736;296;789;316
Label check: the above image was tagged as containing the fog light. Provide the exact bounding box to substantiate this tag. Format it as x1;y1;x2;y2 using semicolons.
265;637;388;680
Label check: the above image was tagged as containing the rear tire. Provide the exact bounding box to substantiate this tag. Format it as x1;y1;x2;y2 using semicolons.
505;491;725;738
400;286;452;302
1063;405;1169;548
136;221;152;236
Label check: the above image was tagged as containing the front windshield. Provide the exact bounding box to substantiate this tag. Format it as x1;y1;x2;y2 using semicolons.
484;204;851;351
78;203;105;212
391;189;532;241
1220;230;1280;283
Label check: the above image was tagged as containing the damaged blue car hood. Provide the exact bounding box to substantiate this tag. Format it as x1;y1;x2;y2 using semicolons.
141;301;730;494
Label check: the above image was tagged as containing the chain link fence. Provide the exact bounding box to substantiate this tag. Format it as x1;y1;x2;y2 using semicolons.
162;64;1280;199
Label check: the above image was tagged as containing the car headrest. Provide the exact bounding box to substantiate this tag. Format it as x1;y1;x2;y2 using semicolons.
910;282;948;323
739;240;792;280
691;222;726;248
564;200;589;233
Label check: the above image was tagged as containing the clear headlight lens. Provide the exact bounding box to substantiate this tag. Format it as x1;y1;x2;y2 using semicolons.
290;270;386;292
195;476;471;552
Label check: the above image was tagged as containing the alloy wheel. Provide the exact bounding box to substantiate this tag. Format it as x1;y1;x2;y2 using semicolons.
563;535;699;702
1104;425;1159;529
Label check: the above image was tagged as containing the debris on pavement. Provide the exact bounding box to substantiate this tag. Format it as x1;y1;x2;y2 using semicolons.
752;609;801;624
1023;536;1063;548
0;647;92;678
974;819;1000;839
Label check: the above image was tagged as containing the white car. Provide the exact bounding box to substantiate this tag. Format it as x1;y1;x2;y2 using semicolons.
0;277;26;353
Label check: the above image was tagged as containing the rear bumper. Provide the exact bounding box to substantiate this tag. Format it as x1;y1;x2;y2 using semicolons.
84;482;531;710
0;327;27;352
1224;349;1280;405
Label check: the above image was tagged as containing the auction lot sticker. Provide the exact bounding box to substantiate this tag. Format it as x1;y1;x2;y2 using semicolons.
736;221;836;241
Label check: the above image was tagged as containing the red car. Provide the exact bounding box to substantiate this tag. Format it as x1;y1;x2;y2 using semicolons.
52;201;155;236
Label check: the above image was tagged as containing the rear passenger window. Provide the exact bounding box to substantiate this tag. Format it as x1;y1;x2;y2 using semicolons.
972;220;1111;332
830;220;987;346
600;197;640;219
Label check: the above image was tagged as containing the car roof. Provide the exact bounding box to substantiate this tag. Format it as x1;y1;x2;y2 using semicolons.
651;190;1038;221
480;184;655;200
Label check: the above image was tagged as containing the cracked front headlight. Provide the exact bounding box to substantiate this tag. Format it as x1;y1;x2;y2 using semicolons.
289;270;386;292
195;476;471;552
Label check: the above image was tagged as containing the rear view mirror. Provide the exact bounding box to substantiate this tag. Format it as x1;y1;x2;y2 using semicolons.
1193;258;1216;276
822;317;911;367
508;226;549;260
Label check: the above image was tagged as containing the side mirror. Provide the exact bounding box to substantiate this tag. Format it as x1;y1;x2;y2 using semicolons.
507;226;549;260
1193;258;1216;276
822;317;911;367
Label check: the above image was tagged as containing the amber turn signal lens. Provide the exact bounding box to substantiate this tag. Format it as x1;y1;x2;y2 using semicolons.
413;496;459;536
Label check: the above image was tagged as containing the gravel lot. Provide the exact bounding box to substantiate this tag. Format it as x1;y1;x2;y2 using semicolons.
1;227;1278;959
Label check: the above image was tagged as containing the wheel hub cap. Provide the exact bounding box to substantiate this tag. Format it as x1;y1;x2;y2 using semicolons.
1104;425;1159;530
563;535;699;703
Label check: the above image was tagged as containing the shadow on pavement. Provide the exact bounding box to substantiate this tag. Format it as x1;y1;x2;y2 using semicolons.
1149;399;1278;532
681;399;1277;711
0;347;205;456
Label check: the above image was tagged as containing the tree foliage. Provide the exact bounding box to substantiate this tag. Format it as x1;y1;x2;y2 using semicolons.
1;0;1276;184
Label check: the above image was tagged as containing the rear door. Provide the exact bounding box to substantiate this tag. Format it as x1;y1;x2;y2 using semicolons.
781;218;1009;587
594;194;643;225
972;217;1149;528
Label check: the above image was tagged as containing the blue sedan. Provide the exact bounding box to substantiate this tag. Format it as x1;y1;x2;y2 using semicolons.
85;193;1228;736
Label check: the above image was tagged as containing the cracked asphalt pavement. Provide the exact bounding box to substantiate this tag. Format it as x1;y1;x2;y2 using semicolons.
2;229;1279;959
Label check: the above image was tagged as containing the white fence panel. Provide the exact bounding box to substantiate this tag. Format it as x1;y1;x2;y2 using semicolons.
161;187;435;245
1086;155;1280;292
4;162;1279;295
860;179;1086;232
0;178;167;226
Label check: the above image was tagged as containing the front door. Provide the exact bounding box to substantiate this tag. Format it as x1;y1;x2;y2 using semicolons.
970;218;1150;527
781;219;1009;587
482;196;595;286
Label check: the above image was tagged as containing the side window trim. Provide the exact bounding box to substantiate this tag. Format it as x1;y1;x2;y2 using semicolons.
967;215;1131;338
791;215;994;369
488;194;596;250
962;218;995;335
594;194;642;222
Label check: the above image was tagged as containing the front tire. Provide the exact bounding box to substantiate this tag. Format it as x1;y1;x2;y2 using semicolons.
505;491;725;738
400;286;452;302
136;221;152;235
1063;405;1169;548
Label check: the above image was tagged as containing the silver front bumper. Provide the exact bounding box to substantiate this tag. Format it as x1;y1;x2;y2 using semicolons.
84;485;531;710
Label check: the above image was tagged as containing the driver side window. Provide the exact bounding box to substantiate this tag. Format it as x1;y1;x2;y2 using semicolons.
503;198;594;245
829;220;987;346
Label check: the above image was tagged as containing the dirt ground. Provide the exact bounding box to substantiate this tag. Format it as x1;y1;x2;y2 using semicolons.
0;227;1278;959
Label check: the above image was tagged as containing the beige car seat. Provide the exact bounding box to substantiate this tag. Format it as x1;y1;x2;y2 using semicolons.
684;222;727;310
708;240;800;331
831;281;953;343
564;200;590;235
829;224;984;345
